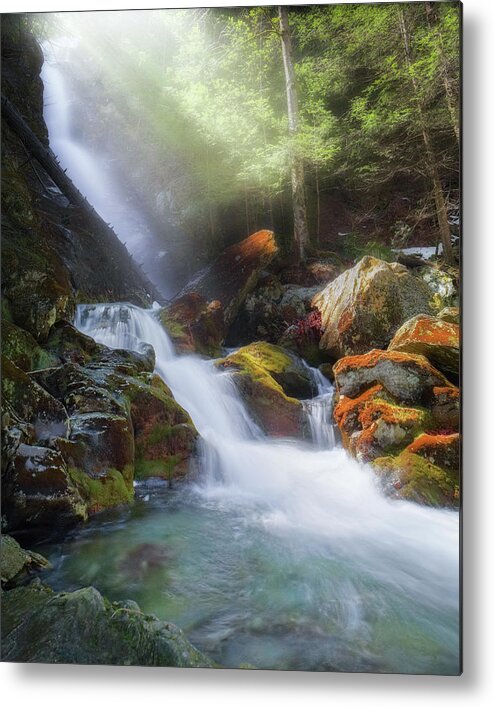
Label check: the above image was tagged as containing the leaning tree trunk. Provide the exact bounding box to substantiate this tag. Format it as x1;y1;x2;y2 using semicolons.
279;5;309;264
398;9;454;265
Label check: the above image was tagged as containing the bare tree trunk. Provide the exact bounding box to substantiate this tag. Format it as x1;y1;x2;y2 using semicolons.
279;5;309;263
398;9;454;265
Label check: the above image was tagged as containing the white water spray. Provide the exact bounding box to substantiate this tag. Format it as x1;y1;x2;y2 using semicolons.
75;303;459;617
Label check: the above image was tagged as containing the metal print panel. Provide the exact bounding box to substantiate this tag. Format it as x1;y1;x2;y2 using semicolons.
0;2;461;674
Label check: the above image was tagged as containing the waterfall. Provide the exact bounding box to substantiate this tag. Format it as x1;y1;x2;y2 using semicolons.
303;366;337;450
75;302;459;616
40;42;170;297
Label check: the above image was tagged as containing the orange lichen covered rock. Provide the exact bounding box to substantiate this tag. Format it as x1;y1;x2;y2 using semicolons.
388;314;459;376
333;349;453;403
334;384;429;461
311;256;433;358
162;230;278;355
405;433;460;475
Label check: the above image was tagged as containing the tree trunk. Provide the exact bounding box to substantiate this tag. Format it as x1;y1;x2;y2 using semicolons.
398;9;454;265
279;5;309;263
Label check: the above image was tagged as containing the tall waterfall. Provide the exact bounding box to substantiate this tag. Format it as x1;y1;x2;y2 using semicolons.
75;302;459;619
41;42;171;297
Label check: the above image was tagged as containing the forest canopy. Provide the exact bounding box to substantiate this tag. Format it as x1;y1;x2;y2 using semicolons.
29;2;460;274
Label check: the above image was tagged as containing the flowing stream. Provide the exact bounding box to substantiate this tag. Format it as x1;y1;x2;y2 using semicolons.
38;45;459;674
36;303;460;674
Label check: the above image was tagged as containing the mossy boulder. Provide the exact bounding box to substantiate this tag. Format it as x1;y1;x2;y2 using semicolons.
372;451;459;507
332;350;460;506
2;320;59;372
119;373;198;481
312;256;433;358
334;384;431;462
405;433;460;475
388;314;459;376
1;582;213;667
1;535;50;586
216;342;311;437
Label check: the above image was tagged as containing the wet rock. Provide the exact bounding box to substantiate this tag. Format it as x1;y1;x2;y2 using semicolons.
332;350;460;506
405;433;460;475
2;320;59;372
162;229;278;354
216;342;311;437
125;374;198;481
312;256;433;358
388;314;459;376
1;582;213;667
334;385;430;462
372;451;459;507
1;356;69;442
1;535;50;586
2;443;87;531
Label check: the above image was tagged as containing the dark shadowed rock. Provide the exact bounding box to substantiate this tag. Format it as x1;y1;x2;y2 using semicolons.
161;230;278;354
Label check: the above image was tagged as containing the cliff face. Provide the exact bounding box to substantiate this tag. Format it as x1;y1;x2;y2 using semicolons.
1;15;158;338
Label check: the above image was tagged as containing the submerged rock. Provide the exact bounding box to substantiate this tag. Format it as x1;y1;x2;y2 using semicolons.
312;256;433;358
216;342;311;437
1;582;213;667
388;314;459;376
162;229;278;355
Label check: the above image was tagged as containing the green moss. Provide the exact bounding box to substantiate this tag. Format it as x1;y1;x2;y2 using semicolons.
134;456;181;481
2;320;59;371
68;466;134;513
372;451;459;507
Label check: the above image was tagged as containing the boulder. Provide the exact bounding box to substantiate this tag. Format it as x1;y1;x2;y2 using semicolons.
388;314;459;376
311;256;433;358
162;230;278;354
2;320;59;372
405;433;460;475
1;356;69;442
332;349;454;403
216;342;311;437
332;349;460;506
1;535;50;586
438;307;460;325
2;443;87;531
419;265;459;311
372;451;459;507
334;385;430;462
1;582;213;667
122;373;198;481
